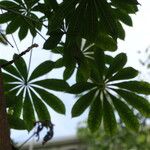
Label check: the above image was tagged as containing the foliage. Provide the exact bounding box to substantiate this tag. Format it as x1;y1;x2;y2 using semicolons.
0;0;149;137
77;119;150;150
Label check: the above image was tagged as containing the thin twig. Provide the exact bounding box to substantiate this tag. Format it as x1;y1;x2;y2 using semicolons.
27;38;34;74
18;133;36;150
1;44;38;68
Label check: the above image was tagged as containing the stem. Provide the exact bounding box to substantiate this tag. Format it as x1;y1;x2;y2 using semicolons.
0;69;12;150
1;44;38;68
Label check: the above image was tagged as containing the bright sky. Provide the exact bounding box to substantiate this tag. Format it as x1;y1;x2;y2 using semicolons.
0;0;150;146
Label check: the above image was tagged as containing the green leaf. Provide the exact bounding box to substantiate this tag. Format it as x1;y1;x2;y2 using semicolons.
23;92;35;130
13;54;28;81
44;0;58;10
29;60;54;81
43;30;63;49
0;12;15;24
108;67;138;82
94;47;105;80
114;9;133;26
8;115;26;130
54;58;64;68
34;87;66;114
116;21;125;40
69;82;96;94
0;59;21;78
105;53;127;80
0;1;21;9
103;95;117;135
63;66;75;80
110;94;139;132
96;0;118;38
113;81;150;95
115;89;150;117
30;90;51;120
11;91;23;118
33;79;70;91
18;22;28;40
49;0;77;31
6;16;20;34
2;72;19;83
72;89;96;117
88;92;103;132
95;33;117;51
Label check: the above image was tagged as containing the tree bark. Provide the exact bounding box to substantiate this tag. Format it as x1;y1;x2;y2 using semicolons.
0;69;12;150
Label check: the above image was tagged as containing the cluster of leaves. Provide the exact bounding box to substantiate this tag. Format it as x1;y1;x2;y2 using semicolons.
0;0;150;135
69;51;150;134
0;55;68;130
0;0;42;40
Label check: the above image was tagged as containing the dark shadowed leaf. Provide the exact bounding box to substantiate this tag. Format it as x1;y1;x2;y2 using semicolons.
88;92;102;132
63;66;75;80
113;81;150;95
110;94;139;132
29;60;54;81
72;90;96;117
34;87;65;114
43;30;63;49
115;89;150;117
13;54;28;81
8;115;26;130
103;95;117;135
30;90;51;120
19;23;28;40
23;92;35;130
108;67;138;82
0;59;21;78
105;53;127;80
33;79;70;91
68;82;96;94
94;48;105;80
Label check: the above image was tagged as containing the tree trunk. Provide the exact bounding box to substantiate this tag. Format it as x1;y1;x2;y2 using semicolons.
0;69;12;150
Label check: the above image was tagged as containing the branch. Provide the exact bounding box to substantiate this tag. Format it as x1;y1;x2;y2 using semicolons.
1;44;38;68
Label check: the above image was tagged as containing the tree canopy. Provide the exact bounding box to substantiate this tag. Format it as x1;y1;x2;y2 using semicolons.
0;0;150;149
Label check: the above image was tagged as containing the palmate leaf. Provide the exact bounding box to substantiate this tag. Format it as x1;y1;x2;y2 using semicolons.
115;89;150;117
70;51;149;133
109;94;140;132
72;90;96;117
0;0;42;40
88;92;103;132
2;56;67;130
